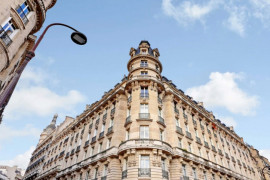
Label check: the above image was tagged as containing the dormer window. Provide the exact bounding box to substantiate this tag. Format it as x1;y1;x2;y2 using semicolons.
141;49;147;55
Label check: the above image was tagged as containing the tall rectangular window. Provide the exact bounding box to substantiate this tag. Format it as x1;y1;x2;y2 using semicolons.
110;119;114;127
182;164;186;176
140;155;150;168
103;165;108;176
188;143;192;152
98;143;103;153
185;124;189;132
192;167;197;179
141;87;148;97
101;124;105;132
176;119;180;127
140;126;149;139
107;138;111;149
90;146;94;156
126;130;130;140
94;168;98;178
178;138;182;148
160;130;164;141
94;128;97;136
141;60;148;67
204;171;208;180
158;108;163;117
140;104;149;113
161;158;166;170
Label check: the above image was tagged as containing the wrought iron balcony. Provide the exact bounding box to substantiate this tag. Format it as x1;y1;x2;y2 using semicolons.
76;145;80;153
186;131;193;140
107;126;113;135
111;108;115;115
196;137;202;144
70;149;75;156
99;131;104;139
89;123;93;130
138;168;151;177
174;108;179;114
101;176;107;180
65;152;69;158
139;113;150;119
176;126;183;135
128;96;132;103
59;151;65;157
212;145;217;152
0;26;12;46
140;93;149;98
158;116;165;124
91;136;96;143
122;170;127;179
96;118;100;125
218;149;223;156
162;170;169;179
84;140;89;147
204;141;210;149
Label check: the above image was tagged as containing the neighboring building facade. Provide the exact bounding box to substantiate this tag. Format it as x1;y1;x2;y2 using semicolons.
0;0;57;123
0;165;23;180
249;146;270;180
24;41;264;180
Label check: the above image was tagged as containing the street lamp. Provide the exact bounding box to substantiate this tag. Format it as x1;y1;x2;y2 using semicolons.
0;23;87;123
261;165;270;180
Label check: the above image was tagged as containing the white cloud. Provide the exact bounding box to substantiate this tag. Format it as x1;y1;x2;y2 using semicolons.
259;149;270;161
4;67;86;119
161;0;270;36
0;146;35;171
162;0;221;26
186;72;259;116
218;116;237;127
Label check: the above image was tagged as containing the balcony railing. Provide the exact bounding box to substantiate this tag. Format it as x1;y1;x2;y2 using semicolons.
186;131;192;140
139;113;150;119
91;136;96;143
212;145;217;152
162;170;169;179
59;151;65;157
122;170;127;179
174;108;179;114
99;131;104;139
158;116;165;124
128;96;132;103
89;123;93;130
103;114;107;120
176;126;183;135
107;126;113;135
204;141;210;149
101;176;107;180
0;26;12;46
138;168;151;177
196;137;202;144
140;93;149;98
96;119;100;125
70;149;75;156
84;140;89;147
65;152;70;158
182;176;189;180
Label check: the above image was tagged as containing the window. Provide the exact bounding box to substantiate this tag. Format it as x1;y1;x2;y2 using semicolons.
94;128;97;136
85;170;90;180
103;165;108;176
126;130;130;140
98;143;103;153
195;129;198;137
188;143;192;152
141;87;148;97
17;1;31;18
212;174;215;180
140;126;149;139
141;49;147;54
107;138;111;149
207;151;210;160
94;168;98;178
87;133;90;140
84;150;87;159
176;119;180;127
0;19;16;46
141;71;148;75
123;158;128;170
160;130;164;141
178;138;182;148
110;119;114;127
90;146;94;156
140;155;150;168
204;171;208;180
192;167;197;179
214;155;217;163
101;124;105;132
182;164;187;176
158;108;163;117
161;158;166;170
141;60;148;67
80;173;83;180
185;124;189;132
127;108;131;117
140;104;149;113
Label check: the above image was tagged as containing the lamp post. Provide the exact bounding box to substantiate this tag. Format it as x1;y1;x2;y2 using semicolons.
0;23;87;123
261;165;270;180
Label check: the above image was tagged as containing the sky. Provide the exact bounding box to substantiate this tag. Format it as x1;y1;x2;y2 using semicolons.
1;0;270;170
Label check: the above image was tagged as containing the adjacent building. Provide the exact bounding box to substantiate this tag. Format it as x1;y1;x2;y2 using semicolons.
0;0;57;123
0;165;23;180
24;41;265;180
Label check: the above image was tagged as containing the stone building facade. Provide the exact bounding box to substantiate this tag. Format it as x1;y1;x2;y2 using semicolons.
0;0;57;122
24;41;265;180
0;165;23;180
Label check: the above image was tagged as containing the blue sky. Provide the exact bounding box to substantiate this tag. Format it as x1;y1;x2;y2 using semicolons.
1;0;270;169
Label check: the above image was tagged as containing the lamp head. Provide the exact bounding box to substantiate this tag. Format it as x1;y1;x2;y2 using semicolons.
71;32;87;45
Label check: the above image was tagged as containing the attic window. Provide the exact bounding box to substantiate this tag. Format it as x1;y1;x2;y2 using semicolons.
141;49;147;55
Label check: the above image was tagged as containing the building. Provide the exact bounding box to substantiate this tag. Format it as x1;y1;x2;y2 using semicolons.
248;146;270;180
24;41;264;180
0;165;23;180
0;0;57;123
